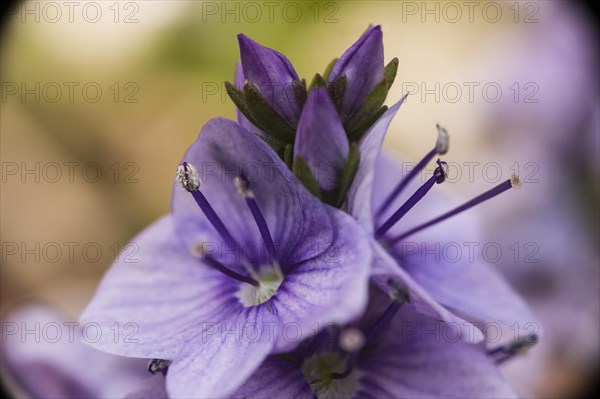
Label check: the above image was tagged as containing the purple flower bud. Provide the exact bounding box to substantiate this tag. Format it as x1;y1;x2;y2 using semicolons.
238;34;301;127
328;25;384;120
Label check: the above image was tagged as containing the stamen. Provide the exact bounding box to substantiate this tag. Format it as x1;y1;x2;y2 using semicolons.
234;175;276;260
387;175;519;244
375;160;448;239
365;280;410;343
332;281;409;381
201;250;260;287
330;329;365;380
147;359;171;376
376;125;449;217
176;162;240;253
488;334;538;364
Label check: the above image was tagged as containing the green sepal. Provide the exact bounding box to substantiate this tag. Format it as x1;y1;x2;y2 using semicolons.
336;143;361;207
322;58;338;82
243;81;296;143
327;75;347;115
344;58;399;140
292;79;307;108
308;73;328;91
293;156;322;199
283;143;294;170
257;133;287;154
347;105;388;143
225;81;265;131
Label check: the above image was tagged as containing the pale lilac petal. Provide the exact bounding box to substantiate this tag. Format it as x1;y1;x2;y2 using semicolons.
357;307;518;398
270;210;371;352
1;304;149;399
165;309;275;398
123;375;168;399
238;34;300;126
294;87;349;191
399;253;540;344
347;97;406;232
329;25;384;119
80;216;238;359
371;243;484;343
230;357;313;399
171;118;347;270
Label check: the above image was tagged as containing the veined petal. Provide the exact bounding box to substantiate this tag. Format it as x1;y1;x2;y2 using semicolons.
171;118;346;269
295;87;349;191
230;356;313;399
2;304;149;399
347;97;405;232
165;308;276;398
238;34;301;127
270;210;371;352
79;216;239;360
329;25;384;119
357;306;518;399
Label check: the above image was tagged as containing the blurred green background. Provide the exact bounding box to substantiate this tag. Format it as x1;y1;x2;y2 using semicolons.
1;1;598;397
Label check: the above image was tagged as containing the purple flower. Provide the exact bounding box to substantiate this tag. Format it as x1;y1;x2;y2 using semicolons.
345;107;540;344
1;304;165;399
328;25;384;121
232;285;518;398
80;118;372;398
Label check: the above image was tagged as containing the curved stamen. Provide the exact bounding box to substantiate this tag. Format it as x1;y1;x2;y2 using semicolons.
234;175;276;261
387;175;520;245
203;252;259;287
176;162;241;253
487;333;538;364
376;125;449;218
332;281;409;380
375;160;448;239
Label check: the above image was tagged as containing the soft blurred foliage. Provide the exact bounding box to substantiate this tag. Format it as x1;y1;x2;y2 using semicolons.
1;1;598;397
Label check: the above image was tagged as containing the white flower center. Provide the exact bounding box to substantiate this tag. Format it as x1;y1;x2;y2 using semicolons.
237;265;283;307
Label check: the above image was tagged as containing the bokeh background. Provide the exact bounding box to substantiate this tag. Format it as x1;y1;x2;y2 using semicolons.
1;0;598;397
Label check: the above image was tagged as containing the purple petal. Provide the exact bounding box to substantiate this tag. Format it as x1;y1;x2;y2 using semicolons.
123;375;168;399
347;96;406;232
230;356;313;398
165;309;275;398
371;243;484;343
2;304;149;399
399;252;540;344
171;118;348;269
328;25;384;119
357;306;518;398
238;34;301;127
79;216;238;359
270;210;371;352
295;87;349;191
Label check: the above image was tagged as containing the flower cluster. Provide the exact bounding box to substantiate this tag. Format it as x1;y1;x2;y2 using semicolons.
76;26;539;398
